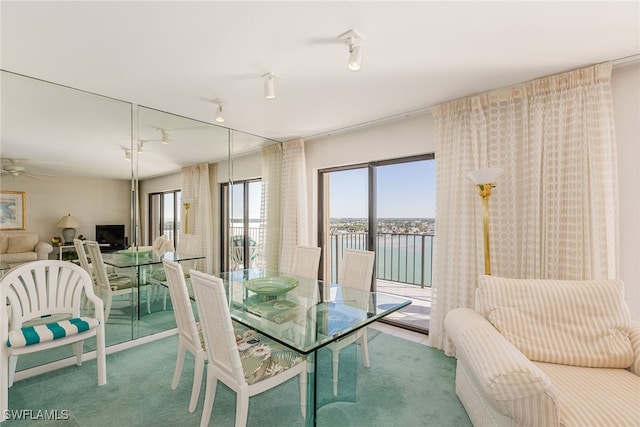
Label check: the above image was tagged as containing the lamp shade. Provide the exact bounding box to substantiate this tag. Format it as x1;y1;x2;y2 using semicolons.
56;214;80;228
467;168;504;185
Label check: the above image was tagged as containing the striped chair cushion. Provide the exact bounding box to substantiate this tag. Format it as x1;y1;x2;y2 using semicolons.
7;317;100;348
477;275;633;368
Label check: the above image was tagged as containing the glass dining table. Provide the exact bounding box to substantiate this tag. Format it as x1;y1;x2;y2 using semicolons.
214;268;411;426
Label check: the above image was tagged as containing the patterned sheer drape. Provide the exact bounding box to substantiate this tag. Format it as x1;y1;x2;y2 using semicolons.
259;139;309;272
429;62;619;356
259;144;282;271
182;163;215;273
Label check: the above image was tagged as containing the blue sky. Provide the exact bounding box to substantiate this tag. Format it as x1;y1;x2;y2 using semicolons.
330;160;436;218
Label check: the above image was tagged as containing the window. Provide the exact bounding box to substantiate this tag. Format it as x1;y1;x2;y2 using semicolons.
148;190;181;245
221;179;262;271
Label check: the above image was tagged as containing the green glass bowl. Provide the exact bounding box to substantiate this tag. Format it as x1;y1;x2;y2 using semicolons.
243;276;299;296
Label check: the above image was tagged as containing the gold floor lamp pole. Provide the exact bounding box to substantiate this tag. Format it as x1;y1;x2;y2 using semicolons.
182;197;194;234
468;168;504;275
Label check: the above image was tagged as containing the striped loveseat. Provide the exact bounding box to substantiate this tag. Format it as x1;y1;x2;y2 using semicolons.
445;275;640;427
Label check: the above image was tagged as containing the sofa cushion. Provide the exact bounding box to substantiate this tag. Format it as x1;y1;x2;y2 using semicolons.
478;275;633;368
7;234;38;254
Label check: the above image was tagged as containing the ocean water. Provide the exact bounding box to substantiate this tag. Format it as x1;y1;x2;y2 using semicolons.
329;233;434;287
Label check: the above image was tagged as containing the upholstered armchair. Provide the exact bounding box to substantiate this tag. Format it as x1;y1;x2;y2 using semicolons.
0;233;53;267
445;275;640;427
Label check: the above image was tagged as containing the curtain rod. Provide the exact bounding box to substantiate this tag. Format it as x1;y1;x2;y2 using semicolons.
304;53;640;142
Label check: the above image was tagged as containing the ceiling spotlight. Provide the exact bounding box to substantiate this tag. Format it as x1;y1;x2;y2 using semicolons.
160;129;170;144
338;29;363;71
213;99;224;123
124;149;131;161
262;72;277;99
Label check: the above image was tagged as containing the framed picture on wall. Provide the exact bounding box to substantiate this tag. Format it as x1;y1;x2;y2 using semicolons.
0;191;26;230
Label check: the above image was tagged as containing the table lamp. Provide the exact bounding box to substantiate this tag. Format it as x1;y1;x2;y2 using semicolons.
56;214;81;244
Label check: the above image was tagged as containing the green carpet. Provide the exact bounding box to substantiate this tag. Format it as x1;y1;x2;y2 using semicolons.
6;330;471;426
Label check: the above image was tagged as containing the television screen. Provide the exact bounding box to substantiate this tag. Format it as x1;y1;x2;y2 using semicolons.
95;224;126;250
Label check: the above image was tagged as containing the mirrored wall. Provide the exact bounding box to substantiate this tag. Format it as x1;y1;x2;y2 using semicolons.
1;70;277;371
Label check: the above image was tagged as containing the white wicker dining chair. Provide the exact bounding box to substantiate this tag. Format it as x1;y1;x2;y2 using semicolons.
0;260;106;422
162;259;207;413
85;240;143;322
190;269;307;427
290;246;322;280
328;248;375;395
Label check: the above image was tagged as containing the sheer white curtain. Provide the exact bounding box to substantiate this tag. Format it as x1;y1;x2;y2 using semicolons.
429;62;619;356
182;163;215;274
260;144;282;271
259;139;309;272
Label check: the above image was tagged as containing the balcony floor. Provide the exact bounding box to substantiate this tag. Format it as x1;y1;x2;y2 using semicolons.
375;279;431;332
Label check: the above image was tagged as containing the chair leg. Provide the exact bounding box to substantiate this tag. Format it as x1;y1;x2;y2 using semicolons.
104;292;113;323
171;340;187;390
72;341;84;366
8;355;18;388
189;351;205;413
361;328;370;368
199;372;217;427
235;389;250;427
299;370;307;418
332;348;340;396
1;355;7;422
96;324;107;386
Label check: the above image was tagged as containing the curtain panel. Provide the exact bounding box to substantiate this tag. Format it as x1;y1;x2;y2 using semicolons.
260;139;309;273
181;163;215;274
429;62;619;356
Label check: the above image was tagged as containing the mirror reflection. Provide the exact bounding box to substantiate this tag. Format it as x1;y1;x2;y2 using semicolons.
1;70;279;373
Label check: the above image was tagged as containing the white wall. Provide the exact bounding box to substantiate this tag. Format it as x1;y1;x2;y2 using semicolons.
612;62;640;319
304;64;640;320
0;175;130;243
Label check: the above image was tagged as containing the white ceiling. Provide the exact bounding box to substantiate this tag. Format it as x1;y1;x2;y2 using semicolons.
1;1;639;179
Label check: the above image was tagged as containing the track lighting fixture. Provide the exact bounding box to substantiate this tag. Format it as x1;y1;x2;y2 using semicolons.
262;72;277;99
213;99;224;123
124;149;131;161
160;128;170;144
338;29;363;71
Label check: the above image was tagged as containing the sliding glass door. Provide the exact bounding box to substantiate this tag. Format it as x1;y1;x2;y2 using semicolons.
222;179;262;271
319;154;435;333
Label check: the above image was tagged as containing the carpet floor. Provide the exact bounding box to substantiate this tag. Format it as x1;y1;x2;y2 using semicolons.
6;330;471;426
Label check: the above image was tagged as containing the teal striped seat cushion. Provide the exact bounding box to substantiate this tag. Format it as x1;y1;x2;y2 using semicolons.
7;317;100;348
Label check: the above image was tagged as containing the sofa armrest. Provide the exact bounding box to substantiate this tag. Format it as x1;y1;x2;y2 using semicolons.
445;307;559;426
629;320;640;376
35;242;53;260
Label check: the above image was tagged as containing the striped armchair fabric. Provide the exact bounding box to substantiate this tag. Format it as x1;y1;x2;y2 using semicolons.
445;276;640;427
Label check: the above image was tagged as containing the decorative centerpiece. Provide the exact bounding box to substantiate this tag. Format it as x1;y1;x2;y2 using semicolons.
243;276;298;301
116;246;153;259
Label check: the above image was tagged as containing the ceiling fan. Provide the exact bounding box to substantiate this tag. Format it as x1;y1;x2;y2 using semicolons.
1;159;47;179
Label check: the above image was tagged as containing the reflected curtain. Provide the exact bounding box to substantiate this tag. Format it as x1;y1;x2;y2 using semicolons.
429;62;619;356
182;163;215;274
260;139;309;272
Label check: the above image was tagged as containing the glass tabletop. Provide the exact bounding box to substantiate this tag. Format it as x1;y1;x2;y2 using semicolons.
103;250;204;268
215;269;411;354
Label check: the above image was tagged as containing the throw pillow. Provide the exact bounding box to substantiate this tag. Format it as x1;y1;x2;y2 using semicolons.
7;234;38;254
477;275;633;368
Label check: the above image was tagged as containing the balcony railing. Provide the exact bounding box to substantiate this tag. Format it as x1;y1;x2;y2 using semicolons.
329;232;434;288
229;227;434;288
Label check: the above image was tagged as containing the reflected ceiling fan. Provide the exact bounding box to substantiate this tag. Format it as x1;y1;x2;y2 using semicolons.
1;159;50;179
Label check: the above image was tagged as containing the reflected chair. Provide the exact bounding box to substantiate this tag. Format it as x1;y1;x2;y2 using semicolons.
328;248;375;395
290;245;321;280
0;260;106;421
190;269;307;427
163;259;206;413
85;240;141;322
150;233;201;310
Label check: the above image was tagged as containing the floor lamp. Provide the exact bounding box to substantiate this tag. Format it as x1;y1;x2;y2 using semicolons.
467;168;504;275
182;197;193;234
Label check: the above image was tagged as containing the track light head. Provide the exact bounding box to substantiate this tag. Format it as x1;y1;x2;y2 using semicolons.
338;29;363;71
261;72;277;99
213;99;224;123
160;128;170;144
